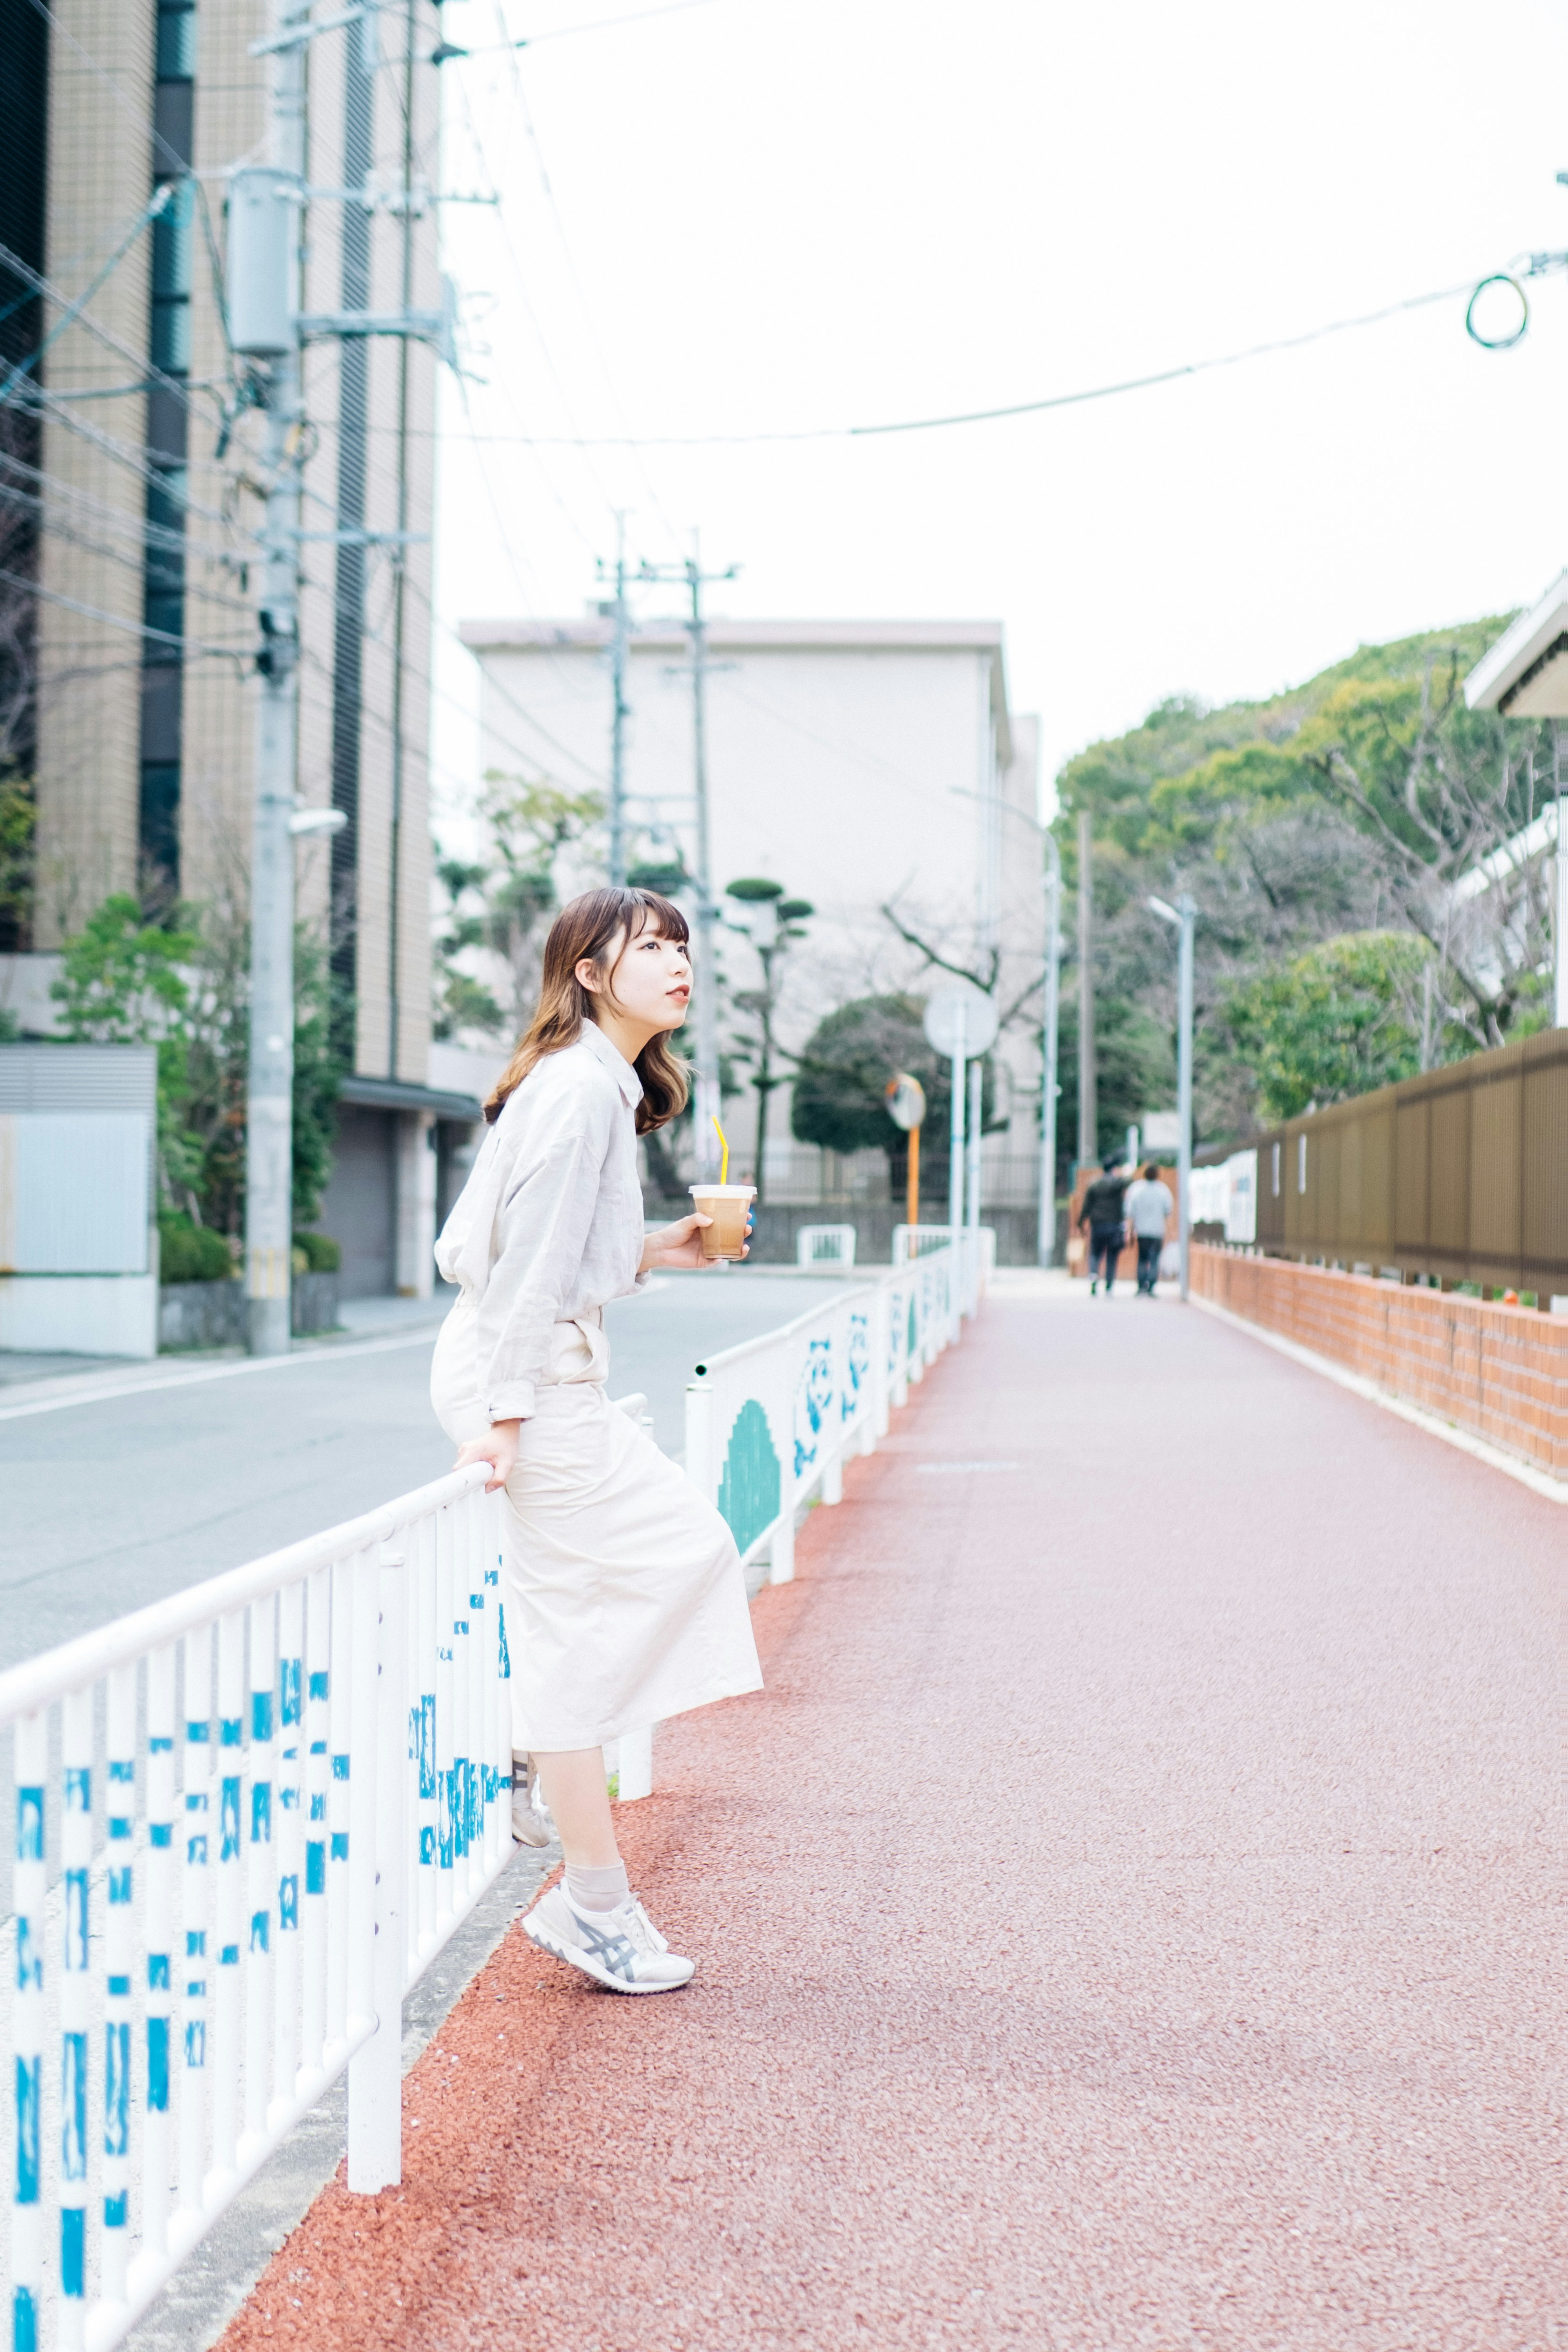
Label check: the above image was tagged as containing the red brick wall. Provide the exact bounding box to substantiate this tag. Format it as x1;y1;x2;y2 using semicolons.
1191;1245;1568;1480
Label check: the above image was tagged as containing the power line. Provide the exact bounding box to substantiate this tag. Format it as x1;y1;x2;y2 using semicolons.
0;195;174;409
0;484;254;612
443;65;624;544
16;385;249;530
0;229;218;431
486;3;684;553
426;275;1484;448
486;0;737;49
401;566;613;786
0;564;247;663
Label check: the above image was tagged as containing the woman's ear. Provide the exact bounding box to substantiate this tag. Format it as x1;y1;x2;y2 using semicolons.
575;957;603;996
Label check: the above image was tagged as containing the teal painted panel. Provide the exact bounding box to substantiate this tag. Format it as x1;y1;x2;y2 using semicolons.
719;1399;781;1553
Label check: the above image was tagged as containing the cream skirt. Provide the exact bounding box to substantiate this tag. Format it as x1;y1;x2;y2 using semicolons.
429;1296;763;1751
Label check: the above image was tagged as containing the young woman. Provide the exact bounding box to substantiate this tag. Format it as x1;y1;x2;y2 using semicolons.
430;886;763;1994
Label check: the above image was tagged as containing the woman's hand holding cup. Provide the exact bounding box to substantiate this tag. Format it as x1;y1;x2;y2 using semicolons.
641;1199;754;1272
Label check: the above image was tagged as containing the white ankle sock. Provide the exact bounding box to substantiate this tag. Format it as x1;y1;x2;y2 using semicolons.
566;1861;629;1913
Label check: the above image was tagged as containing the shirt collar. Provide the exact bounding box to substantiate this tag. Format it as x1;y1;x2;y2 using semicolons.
579;1017;643;1108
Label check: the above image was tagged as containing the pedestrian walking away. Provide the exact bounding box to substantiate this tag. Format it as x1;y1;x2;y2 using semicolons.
430;885;764;1994
1079;1155;1129;1295
1124;1160;1175;1295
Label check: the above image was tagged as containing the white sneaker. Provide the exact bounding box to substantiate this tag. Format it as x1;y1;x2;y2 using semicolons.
523;1883;695;1994
511;1754;555;1848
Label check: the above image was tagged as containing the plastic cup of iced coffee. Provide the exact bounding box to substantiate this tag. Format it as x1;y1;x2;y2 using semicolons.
689;1183;755;1261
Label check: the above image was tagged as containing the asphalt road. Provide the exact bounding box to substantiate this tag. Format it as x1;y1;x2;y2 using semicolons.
0;1270;849;1673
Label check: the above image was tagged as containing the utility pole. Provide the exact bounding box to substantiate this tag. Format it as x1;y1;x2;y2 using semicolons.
949;786;1062;1266
1420;960;1436;1071
641;543;738;1176
948;1009;967;1277
385;0;418;1078
604;514;630;885
227;4;447;1354
1038;832;1061;1266
966;1058;982;1272
230;12;308;1357
1076;807;1096;1169
1555;722;1568;1029
1149;892;1195;1301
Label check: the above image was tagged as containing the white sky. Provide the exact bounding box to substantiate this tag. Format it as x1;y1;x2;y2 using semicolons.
430;0;1568;833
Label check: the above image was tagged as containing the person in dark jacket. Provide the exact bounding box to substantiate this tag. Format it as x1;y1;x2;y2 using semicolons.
1079;1157;1129;1296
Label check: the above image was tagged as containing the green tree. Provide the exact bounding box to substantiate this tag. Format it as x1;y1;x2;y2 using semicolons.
0;773;34;952
791;993;996;1200
1225;931;1434;1121
52;894;203;1206
52;893;342;1235
1053;614;1559;1147
431;779;604;1042
288;932;345;1230
432;858;505;1042
1052;992;1174;1181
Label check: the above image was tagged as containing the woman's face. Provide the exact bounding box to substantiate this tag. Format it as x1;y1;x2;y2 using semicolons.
590;919;692;1033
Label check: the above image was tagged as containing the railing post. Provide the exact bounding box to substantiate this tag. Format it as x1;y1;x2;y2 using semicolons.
347;1540;405;2193
243;1597;277;2154
300;1568;330;2080
137;1651;173;2272
412;1523;438;1967
768;1486;795;1583
105;1663;140;2308
60;1684;91;2349
769;1370;796;1584
618;1725;653;1801
274;1581;305;2125
212;1611;245;2187
325;1562;355;2062
684;1375;714;1501
13;1711;45;2352
178;1629;213;2222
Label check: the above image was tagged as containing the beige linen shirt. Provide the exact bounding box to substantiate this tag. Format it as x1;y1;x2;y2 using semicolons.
434;1021;648;1423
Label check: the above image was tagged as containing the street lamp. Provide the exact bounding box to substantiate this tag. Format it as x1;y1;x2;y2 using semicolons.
1147;893;1195;1301
1038;833;1062;1268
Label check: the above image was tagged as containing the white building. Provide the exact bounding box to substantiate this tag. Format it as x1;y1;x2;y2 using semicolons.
458;616;1046;1220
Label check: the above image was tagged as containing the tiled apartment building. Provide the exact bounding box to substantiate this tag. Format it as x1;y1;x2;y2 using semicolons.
2;0;474;1296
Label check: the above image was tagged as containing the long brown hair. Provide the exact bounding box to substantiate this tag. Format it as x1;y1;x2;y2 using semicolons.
483;886;692;1133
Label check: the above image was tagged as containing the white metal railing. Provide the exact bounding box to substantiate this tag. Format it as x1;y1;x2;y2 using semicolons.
891;1222;958;1264
0;1464;510;2352
0;1256;979;2348
891;1224;993;1323
684;1239;958;1589
793;1224;857;1268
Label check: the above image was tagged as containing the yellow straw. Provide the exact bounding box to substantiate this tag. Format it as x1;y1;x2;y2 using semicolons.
712;1115;729;1185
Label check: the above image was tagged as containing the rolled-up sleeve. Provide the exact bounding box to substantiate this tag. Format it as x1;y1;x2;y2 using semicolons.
477;1121;606;1421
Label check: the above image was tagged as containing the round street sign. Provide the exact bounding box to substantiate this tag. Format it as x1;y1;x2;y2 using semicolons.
885;1071;926;1132
921;978;999;1060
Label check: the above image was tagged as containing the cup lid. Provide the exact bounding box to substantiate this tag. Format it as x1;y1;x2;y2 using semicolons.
688;1183;756;1198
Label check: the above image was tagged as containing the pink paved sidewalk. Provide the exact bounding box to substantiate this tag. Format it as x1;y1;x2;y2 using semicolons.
220;1285;1565;2351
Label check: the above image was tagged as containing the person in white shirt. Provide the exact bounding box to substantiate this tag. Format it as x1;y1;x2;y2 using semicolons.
430;886;763;1993
1124;1161;1175;1296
